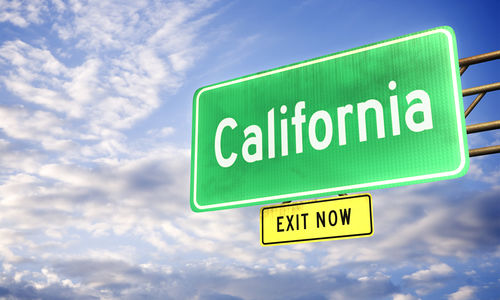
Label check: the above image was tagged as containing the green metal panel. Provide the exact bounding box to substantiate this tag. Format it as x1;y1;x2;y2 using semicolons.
191;26;468;212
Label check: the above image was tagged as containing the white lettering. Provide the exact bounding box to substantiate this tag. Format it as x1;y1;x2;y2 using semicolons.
337;104;353;146
213;83;434;168
268;108;275;158
291;101;306;154
280;105;288;156
405;90;433;132
389;81;400;136
215;118;237;168
242;125;263;163
357;99;385;142
309;110;333;150
390;95;400;136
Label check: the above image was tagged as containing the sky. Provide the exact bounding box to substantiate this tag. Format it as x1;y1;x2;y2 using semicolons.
0;0;499;299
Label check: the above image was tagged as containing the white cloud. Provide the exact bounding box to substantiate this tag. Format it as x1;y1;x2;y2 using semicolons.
447;285;477;300
0;229;28;263
0;257;393;299
0;0;217;161
275;248;305;264
0;0;46;27
0;2;499;300
147;126;175;138
0;39;162;156
319;180;500;271
392;293;420;300
0;140;42;173
403;263;454;282
0;106;69;142
402;263;454;295
0;145;193;262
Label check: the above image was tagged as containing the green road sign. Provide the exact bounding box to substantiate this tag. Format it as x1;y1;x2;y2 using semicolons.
191;26;468;212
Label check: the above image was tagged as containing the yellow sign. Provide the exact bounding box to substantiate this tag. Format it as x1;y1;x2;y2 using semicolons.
260;194;373;246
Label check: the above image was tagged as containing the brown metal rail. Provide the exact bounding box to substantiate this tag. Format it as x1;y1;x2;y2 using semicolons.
459;50;500;67
462;82;500;97
466;120;500;134
460;50;500;157
459;50;500;75
469;146;500;157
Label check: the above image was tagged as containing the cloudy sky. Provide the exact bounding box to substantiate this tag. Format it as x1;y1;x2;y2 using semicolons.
0;0;499;299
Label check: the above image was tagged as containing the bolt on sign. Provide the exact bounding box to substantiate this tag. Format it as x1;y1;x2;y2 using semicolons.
260;194;373;246
191;26;469;212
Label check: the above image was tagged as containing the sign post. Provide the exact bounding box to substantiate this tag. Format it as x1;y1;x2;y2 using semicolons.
191;26;468;212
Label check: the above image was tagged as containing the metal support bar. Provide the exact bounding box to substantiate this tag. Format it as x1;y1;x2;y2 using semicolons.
466;120;500;134
469;145;500;157
458;50;500;158
464;92;486;118
462;82;500;96
459;50;500;67
460;65;468;76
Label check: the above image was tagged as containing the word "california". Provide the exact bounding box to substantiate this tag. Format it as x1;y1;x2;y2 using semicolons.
215;81;433;168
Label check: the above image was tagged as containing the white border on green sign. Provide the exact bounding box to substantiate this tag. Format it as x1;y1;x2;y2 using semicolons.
192;27;467;211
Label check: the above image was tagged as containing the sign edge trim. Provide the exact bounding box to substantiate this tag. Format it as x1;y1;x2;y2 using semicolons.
192;26;467;211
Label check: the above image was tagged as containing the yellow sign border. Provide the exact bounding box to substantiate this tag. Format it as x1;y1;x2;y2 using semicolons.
260;194;373;246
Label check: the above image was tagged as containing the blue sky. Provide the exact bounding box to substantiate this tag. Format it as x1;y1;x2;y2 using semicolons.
0;0;499;299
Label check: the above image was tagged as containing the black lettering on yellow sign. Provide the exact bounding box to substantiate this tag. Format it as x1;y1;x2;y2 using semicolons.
277;213;309;232
316;208;351;228
261;194;373;246
275;209;353;233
